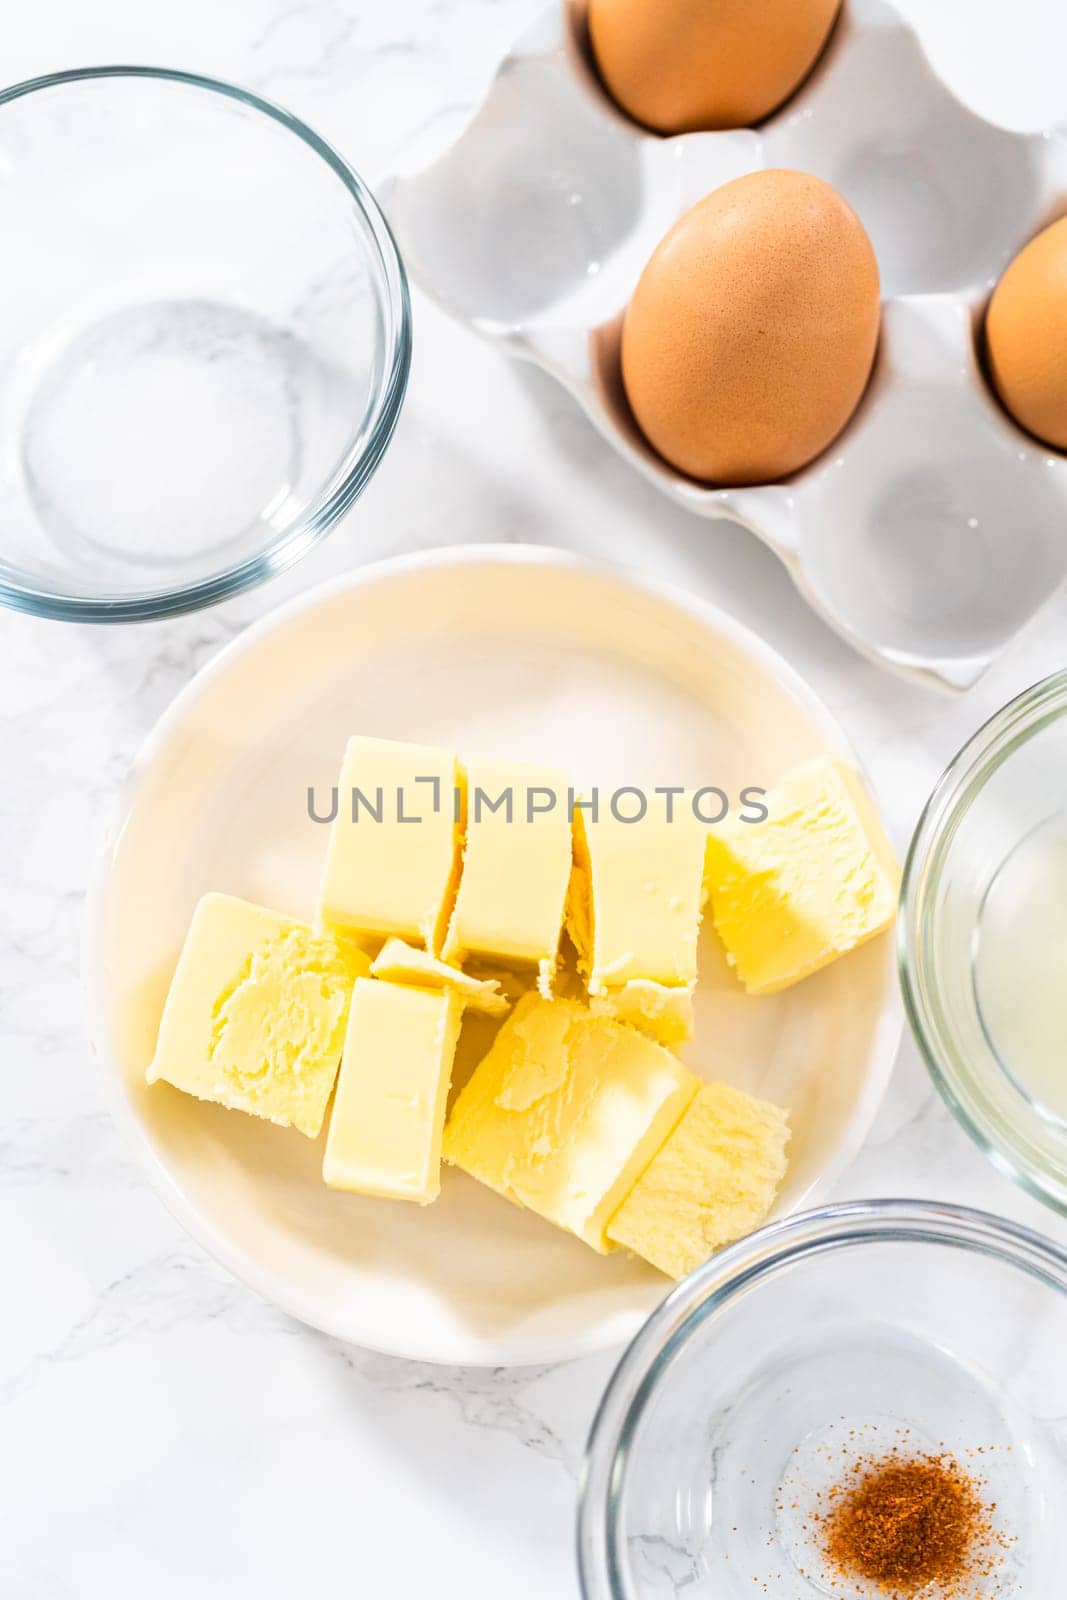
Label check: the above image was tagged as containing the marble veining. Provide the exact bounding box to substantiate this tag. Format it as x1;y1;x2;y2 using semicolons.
1;1;1065;1596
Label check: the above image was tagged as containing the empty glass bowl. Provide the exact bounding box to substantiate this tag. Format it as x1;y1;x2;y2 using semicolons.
578;1201;1067;1598
0;68;410;621
900;671;1067;1211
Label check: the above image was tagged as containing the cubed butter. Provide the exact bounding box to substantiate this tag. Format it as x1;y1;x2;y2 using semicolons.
704;758;899;995
146;892;368;1138
607;1081;790;1278
370;937;509;1017
323;978;464;1203
443;993;697;1250
319;736;463;952
568;793;707;1042
443;759;571;993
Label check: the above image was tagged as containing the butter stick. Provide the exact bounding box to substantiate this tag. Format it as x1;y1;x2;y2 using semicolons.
323;978;463;1203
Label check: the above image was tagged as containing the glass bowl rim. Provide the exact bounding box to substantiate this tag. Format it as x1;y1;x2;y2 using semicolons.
0;64;412;624
898;669;1067;1213
577;1197;1067;1600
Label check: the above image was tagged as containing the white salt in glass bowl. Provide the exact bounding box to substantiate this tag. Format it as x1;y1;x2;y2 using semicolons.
0;68;410;621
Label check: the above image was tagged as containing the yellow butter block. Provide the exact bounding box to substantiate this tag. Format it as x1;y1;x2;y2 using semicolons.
607;1082;790;1279
443;759;571;993
568;794;707;1042
323;978;464;1203
146;892;368;1138
370;937;509;1017
443;993;697;1251
704;758;900;995
319;736;463;952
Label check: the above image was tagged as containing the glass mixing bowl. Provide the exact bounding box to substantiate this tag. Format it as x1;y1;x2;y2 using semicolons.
578;1200;1067;1599
900;671;1067;1211
0;68;410;621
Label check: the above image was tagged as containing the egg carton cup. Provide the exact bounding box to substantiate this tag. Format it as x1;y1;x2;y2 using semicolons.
383;0;1067;691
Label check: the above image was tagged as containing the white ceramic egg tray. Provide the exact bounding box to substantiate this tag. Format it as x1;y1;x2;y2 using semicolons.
383;0;1067;690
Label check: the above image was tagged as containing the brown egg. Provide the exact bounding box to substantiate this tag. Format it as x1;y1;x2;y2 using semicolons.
588;0;841;134
985;216;1067;452
621;170;880;485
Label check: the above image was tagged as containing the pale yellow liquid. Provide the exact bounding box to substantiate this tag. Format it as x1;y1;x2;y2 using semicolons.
974;813;1067;1125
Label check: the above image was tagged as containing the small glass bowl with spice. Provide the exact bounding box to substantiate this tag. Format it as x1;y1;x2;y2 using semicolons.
578;1200;1067;1599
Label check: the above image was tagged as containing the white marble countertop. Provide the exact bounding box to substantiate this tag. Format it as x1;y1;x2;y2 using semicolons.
2;2;1065;1596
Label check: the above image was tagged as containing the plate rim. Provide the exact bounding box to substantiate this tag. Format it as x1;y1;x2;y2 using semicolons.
82;541;903;1366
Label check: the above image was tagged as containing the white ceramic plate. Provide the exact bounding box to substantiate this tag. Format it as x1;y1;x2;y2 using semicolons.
85;547;901;1365
383;0;1067;692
